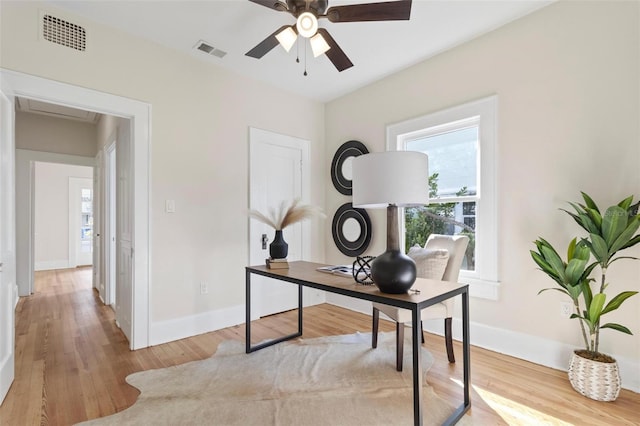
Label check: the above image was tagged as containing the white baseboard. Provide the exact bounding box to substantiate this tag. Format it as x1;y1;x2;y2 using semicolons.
326;295;640;393
34;260;69;271
150;304;246;346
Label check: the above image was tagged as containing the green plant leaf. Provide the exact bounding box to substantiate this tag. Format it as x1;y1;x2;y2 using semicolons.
600;323;633;335
609;216;640;254
565;258;587;285
601;291;639;315
531;251;561;282
589;233;609;263
617;195;633;212
540;245;566;282
580;262;598;282
581;192;599;212
602;206;628;248
567;237;576;260
565;283;583;300
588;293;606;323
581;279;593;309
538;288;570;297
584;207;603;231
609;256;639;266
620;234;640;251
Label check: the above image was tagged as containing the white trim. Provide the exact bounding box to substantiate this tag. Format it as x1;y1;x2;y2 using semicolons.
387;95;500;300
150;305;245;347
2;69;151;350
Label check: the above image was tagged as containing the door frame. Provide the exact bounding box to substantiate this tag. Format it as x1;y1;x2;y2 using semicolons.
1;68;151;350
105;141;117;306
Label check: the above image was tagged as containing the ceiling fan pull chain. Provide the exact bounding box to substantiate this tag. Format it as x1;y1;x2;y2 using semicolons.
296;37;300;63
304;41;308;76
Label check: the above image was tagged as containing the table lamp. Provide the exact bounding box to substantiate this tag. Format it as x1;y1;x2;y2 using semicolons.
351;151;429;293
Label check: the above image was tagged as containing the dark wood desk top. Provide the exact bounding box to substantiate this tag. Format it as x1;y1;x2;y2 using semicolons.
247;260;468;310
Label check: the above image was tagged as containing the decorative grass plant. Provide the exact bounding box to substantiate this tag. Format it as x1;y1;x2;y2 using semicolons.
249;199;325;230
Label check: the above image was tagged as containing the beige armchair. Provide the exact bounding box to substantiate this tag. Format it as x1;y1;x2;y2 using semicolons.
371;234;470;371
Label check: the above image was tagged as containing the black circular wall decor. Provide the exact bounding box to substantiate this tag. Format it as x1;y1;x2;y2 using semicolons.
332;202;372;257
330;140;368;195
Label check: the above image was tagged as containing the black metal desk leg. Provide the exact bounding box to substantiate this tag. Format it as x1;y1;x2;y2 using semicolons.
245;269;252;354
412;307;423;426
462;290;470;407
297;283;303;335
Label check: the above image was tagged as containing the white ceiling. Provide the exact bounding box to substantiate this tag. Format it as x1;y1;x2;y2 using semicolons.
45;0;554;103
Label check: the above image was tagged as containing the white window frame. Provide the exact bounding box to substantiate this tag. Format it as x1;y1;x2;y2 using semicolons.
386;96;500;300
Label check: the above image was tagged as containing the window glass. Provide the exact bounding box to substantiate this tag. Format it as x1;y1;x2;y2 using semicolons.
406;126;478;198
403;125;478;271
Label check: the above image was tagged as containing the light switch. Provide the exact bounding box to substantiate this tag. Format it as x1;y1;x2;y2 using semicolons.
165;199;176;213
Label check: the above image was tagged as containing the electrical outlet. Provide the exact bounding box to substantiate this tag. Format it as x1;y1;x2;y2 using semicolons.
200;281;208;295
560;301;572;318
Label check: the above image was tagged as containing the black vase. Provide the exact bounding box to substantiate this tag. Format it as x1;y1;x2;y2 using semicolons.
269;230;288;259
370;249;416;294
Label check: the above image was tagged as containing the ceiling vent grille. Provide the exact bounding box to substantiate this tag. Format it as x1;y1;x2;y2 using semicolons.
194;40;227;59
42;14;86;51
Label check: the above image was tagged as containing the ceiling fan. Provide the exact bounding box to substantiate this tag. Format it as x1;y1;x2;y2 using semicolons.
246;0;412;72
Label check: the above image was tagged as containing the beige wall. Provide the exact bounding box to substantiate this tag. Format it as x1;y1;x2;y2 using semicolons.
34;162;93;269
15;111;97;157
325;0;639;370
0;1;325;323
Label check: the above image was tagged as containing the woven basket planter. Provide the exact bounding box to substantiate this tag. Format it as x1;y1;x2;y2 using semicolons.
568;351;621;401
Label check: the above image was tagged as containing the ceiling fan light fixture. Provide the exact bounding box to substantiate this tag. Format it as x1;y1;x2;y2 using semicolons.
296;12;318;38
310;33;330;57
275;26;297;52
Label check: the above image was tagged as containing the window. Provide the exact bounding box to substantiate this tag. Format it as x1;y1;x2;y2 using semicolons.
387;96;499;299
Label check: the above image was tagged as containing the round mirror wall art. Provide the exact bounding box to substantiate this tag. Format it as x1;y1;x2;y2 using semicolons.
330;140;369;195
332;203;372;257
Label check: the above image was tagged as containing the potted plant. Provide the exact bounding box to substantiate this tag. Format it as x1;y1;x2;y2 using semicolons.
530;192;639;401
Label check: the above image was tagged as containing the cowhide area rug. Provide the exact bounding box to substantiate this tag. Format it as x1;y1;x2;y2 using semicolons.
77;332;471;425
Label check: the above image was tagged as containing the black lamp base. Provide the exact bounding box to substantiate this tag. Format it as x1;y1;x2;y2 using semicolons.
371;249;417;294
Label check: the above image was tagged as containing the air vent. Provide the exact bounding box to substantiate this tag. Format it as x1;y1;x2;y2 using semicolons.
42;14;86;51
194;40;227;59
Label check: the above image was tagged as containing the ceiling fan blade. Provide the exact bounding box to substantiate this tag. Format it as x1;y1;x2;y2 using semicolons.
246;25;294;59
248;0;289;12
325;0;412;23
317;28;353;72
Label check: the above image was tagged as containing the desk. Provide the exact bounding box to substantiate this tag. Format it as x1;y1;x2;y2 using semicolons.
245;261;470;426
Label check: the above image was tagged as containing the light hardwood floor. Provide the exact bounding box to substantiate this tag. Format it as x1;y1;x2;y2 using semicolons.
0;267;638;425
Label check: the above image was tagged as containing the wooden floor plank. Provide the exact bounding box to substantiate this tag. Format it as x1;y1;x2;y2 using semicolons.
0;267;638;425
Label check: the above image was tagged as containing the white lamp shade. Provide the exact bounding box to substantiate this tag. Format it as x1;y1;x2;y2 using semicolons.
310;33;330;57
276;27;297;52
352;151;429;209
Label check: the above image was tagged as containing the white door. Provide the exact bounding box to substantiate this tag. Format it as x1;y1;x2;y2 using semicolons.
0;83;16;404
93;151;102;292
249;128;310;318
69;177;94;267
116;121;133;342
106;143;116;306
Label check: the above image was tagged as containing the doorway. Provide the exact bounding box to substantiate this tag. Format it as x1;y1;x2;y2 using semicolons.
32;162;94;272
1;69;151;354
